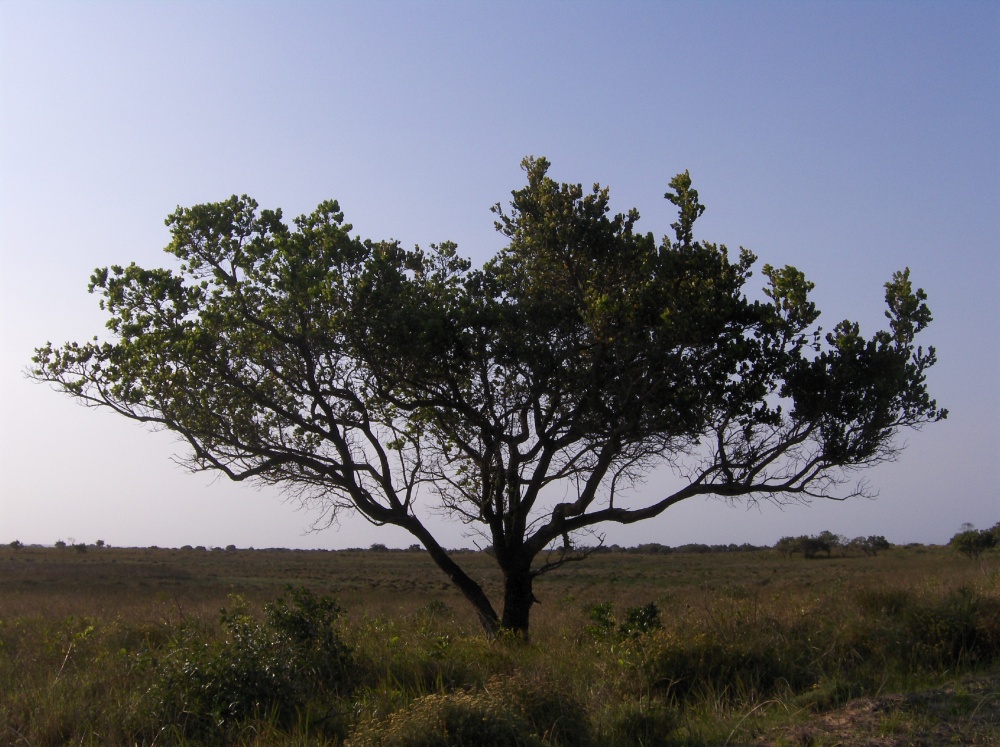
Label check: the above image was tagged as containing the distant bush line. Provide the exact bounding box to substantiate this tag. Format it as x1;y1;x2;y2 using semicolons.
10;524;1000;561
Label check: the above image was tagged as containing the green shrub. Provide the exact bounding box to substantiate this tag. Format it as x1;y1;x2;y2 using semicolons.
950;528;997;559
145;588;353;741
585;601;662;641
584;602;616;640
619;602;662;639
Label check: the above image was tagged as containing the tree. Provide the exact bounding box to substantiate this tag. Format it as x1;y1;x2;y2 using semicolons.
949;528;997;560
849;535;891;557
775;534;831;559
774;536;801;557
815;530;845;555
31;158;946;637
801;537;831;560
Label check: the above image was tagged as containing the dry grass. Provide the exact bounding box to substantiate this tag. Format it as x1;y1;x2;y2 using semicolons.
1;543;997;745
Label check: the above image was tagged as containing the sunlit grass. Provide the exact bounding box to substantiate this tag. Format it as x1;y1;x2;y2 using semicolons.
1;544;997;745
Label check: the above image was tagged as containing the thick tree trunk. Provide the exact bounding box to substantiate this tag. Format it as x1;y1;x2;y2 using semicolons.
500;565;536;638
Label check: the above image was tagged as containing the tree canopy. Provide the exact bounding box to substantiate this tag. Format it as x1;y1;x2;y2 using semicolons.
950;527;997;560
32;157;946;635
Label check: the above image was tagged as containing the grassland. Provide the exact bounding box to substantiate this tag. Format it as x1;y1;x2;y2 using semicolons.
1;543;997;745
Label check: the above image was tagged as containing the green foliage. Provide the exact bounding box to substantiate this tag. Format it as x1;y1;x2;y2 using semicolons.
619;602;663;639
31;159;947;636
584;602;616;640
146;587;353;741
585;601;662;641
950;528;997;560
849;535;891;557
774;534;833;558
775;530;889;558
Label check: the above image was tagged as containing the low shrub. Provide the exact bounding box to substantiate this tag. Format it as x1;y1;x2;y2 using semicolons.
584;601;662;642
619;602;663;639
144;587;353;742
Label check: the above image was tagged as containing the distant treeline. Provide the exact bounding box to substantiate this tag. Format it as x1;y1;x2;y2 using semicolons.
591;542;766;554
3;536;949;556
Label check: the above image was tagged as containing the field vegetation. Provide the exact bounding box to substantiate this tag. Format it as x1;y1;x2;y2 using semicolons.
1;541;998;745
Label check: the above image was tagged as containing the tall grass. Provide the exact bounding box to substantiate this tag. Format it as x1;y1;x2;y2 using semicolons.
1;546;997;745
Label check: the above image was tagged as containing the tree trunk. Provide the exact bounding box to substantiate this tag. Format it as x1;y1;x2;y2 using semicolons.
430;553;500;637
403;517;501;637
500;564;536;638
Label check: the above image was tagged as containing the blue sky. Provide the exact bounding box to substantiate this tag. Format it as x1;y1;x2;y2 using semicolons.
1;1;997;550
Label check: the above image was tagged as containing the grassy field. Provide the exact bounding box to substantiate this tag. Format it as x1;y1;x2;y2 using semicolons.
1;543;998;745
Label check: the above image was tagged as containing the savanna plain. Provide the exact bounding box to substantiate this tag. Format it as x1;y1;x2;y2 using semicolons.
1;541;998;746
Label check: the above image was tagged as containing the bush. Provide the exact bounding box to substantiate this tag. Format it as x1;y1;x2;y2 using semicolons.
145;587;353;741
584;602;616;640
950;529;997;560
849;535;891;557
774;534;831;558
585;602;662;641
619;603;662;639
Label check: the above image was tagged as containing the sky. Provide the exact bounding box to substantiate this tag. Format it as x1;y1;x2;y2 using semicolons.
1;1;997;551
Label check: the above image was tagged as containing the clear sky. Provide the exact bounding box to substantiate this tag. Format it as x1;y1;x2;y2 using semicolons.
1;1;997;551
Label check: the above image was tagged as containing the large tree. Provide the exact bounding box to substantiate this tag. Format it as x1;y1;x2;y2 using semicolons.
32;158;945;636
